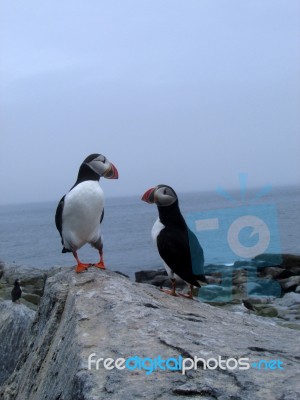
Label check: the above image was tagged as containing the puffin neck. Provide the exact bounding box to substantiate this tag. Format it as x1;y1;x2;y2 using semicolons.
157;200;186;227
74;163;100;185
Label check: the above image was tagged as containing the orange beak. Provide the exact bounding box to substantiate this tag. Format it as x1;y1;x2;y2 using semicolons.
141;187;155;203
104;163;119;179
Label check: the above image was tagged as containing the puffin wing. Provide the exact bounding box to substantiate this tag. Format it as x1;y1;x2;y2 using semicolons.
100;208;104;224
187;228;206;280
11;286;22;302
156;227;200;287
55;195;65;241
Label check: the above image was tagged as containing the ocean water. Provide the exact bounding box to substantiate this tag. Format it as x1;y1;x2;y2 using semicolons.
0;186;299;279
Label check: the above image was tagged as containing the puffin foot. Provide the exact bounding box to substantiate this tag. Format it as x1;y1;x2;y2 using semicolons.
179;292;194;300
178;284;194;299
75;263;90;273
160;288;177;296
94;261;106;270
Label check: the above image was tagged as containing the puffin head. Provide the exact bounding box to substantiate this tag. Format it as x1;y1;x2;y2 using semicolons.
14;279;20;286
83;153;119;179
141;184;177;206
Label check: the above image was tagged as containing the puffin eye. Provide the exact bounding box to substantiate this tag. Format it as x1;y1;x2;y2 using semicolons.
97;155;105;163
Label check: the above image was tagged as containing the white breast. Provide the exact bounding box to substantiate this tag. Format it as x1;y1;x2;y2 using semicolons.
151;218;180;282
62;181;104;250
151;218;165;243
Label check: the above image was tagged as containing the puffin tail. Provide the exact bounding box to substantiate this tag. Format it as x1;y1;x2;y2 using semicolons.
194;274;208;286
62;247;71;253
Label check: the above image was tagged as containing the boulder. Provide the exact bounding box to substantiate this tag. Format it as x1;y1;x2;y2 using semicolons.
0;263;48;310
278;276;300;292
1;267;300;400
254;253;300;269
135;268;185;288
0;301;35;386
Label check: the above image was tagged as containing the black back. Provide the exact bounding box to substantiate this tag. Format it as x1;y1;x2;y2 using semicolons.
156;200;205;286
11;280;22;302
55;195;65;241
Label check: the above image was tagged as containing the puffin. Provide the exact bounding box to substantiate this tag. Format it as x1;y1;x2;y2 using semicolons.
55;153;118;273
11;279;22;303
142;184;207;299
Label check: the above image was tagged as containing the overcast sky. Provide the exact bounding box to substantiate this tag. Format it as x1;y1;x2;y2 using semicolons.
0;0;299;205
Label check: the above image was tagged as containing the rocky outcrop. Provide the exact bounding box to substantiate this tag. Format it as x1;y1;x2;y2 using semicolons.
136;253;300;329
1;266;300;400
0;262;47;310
0;302;35;385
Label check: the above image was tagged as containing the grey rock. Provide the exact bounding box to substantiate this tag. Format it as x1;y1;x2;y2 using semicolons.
254;253;300;269
135;268;186;288
0;301;35;386
245;280;282;297
279;276;300;291
135;268;167;282
242;296;275;305
261;267;285;279
1;267;300;400
254;305;279;318
0;263;47;309
275;292;300;307
21;293;41;306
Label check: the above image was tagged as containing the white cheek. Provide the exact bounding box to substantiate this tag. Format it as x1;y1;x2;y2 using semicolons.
156;193;175;206
89;160;104;175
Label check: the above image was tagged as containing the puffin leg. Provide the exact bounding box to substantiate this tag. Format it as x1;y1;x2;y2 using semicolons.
160;279;177;296
179;284;194;299
73;252;90;273
94;249;106;270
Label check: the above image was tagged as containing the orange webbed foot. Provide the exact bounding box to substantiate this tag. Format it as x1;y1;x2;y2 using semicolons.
75;263;90;273
160;288;177;296
94;261;106;270
178;292;194;300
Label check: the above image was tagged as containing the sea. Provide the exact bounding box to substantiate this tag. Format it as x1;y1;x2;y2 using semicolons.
0;185;299;279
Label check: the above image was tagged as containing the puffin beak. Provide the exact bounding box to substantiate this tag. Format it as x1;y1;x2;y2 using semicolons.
141;187;155;203
103;163;119;179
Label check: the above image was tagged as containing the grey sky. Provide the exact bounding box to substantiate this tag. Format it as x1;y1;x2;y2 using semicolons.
1;0;299;205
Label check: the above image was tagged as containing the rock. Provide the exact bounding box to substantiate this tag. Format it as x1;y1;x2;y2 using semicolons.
205;275;222;285
0;263;47;309
245;280;282;297
254;305;279;318
0;301;35;386
233;260;258;268
198;285;232;302
276;292;300;307
135;268;167;282
113;271;130;279
1;267;300;400
276;269;297;279
253;253;283;265
21;293;41;306
242;296;275;305
295;285;300;294
278;276;300;292
135;268;186;288
260;267;285;279
254;253;300;269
